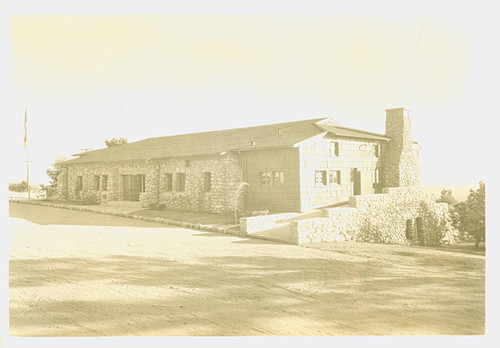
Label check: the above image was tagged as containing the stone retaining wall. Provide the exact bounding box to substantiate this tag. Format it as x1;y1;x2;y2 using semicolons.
292;186;458;246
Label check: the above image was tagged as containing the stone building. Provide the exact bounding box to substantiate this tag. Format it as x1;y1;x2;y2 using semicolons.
57;107;421;214
57;107;458;246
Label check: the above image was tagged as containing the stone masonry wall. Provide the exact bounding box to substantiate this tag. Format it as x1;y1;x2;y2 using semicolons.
59;152;244;214
384;108;420;187
298;134;383;212
56;167;68;200
349;186;429;243
62;162;150;202
292;186;457;246
157;152;243;213
290;207;360;245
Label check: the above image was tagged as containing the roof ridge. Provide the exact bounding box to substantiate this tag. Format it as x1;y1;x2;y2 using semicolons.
134;117;329;143
63;117;329;164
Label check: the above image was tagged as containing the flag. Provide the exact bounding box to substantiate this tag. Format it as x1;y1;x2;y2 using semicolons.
24;106;27;149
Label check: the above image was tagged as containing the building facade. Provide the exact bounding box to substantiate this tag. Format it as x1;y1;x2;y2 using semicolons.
57;107;419;214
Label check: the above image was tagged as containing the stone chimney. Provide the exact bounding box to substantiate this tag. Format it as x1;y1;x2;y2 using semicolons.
383;108;420;187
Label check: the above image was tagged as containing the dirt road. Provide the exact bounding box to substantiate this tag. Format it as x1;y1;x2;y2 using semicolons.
9;203;485;336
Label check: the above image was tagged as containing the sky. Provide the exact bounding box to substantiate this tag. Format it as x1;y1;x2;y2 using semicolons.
4;1;495;201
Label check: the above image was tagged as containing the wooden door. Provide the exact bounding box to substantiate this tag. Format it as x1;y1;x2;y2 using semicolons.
361;170;373;195
351;168;361;196
122;175;131;201
130;175;142;201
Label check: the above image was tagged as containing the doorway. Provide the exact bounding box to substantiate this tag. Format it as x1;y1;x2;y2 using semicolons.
351;168;361;196
122;174;145;201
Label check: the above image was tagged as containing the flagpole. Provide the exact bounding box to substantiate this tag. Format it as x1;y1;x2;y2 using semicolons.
27;145;30;199
24;103;30;199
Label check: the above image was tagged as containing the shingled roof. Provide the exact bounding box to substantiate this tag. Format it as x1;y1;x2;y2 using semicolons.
64;117;390;165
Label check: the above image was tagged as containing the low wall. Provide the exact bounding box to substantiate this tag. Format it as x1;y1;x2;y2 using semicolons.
240;212;299;235
293;186;458;246
292;208;361;245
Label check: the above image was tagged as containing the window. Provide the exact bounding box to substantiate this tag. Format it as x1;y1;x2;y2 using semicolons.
176;173;185;191
164;173;173;191
93;175;100;190
373;144;380;158
331;142;339;156
416;217;423;241
328;170;341;185
406;219;413;240
76;176;83;191
373;168;381;192
102;175;108;191
273;171;285;186
204;172;212;192
260;172;271;185
315;170;327;185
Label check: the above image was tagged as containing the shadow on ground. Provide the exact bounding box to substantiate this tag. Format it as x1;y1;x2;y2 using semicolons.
10;203;177;228
9;253;485;336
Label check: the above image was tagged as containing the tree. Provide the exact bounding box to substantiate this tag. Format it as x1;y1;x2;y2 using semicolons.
456;181;485;247
436;189;457;207
231;182;249;224
9;180;28;192
105;137;128;147
436;189;460;231
45;155;67;197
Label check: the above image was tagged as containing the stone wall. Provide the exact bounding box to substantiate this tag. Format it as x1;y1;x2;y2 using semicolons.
292;186;457;246
59;152;244;214
298;134;383;212
240;212;299;234
383;108;420;187
156;152;243;213
61;162;150;202
56;167;68;200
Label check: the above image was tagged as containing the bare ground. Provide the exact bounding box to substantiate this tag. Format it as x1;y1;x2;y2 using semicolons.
9;203;485;336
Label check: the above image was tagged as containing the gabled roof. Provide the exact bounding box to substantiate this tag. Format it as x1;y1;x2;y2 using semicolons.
63;117;389;165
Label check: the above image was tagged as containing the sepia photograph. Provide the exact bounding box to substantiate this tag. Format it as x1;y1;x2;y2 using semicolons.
2;0;496;346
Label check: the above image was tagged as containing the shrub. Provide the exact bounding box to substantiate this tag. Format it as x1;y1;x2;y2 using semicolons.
79;192;101;205
39;184;57;199
419;200;459;246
